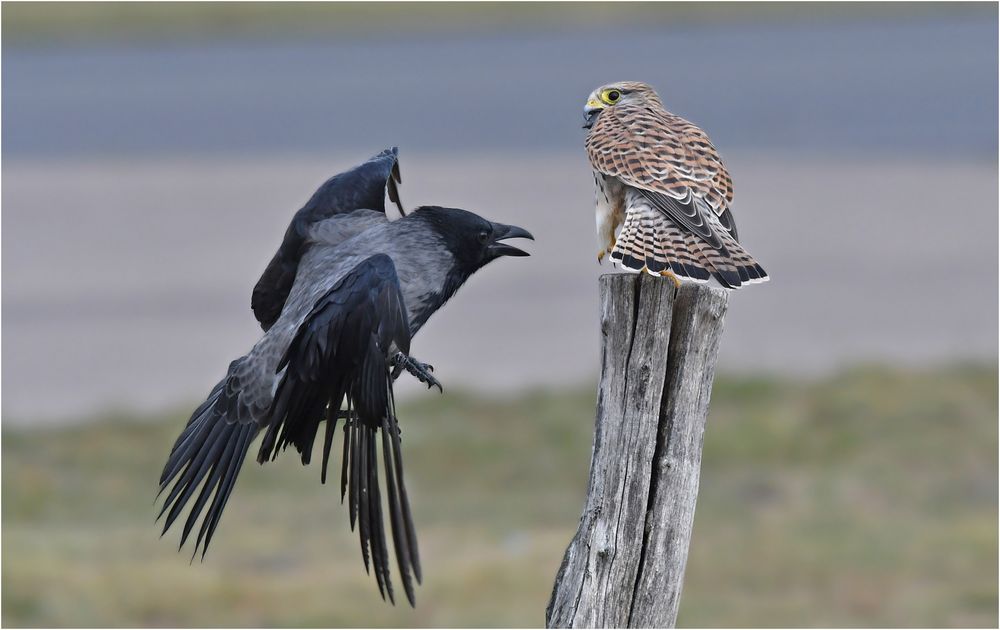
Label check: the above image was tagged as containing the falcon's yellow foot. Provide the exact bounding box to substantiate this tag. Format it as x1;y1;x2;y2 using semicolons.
597;238;617;264
660;270;682;288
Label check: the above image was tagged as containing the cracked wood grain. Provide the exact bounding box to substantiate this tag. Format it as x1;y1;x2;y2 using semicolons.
546;274;729;629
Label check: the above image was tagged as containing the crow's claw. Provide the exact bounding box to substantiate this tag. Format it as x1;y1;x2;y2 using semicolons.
391;352;443;392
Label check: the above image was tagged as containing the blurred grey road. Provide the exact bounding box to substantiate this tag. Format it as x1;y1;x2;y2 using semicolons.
3;17;997;158
3;17;997;423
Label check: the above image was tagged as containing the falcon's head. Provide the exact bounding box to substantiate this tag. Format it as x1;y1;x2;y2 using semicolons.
582;81;662;129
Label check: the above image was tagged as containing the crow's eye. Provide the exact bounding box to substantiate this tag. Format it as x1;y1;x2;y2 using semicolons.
478;230;490;243
602;89;621;104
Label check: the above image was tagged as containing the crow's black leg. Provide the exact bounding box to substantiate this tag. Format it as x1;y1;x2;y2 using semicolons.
390;352;443;392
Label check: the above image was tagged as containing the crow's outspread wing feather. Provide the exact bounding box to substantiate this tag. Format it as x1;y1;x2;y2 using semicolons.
252;147;404;331
159;254;423;602
157;378;260;561
258;254;422;606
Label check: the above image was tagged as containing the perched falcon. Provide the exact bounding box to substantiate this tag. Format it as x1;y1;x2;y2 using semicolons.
582;81;768;289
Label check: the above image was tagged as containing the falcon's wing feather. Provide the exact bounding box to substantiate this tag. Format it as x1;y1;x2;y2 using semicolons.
586;106;738;244
717;207;738;242
635;188;726;253
252;147;405;331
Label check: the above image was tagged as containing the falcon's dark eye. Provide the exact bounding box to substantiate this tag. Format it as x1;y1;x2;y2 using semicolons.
478;230;490;243
603;89;621;103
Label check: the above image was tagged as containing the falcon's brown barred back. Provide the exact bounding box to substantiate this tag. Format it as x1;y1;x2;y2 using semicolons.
582;81;768;289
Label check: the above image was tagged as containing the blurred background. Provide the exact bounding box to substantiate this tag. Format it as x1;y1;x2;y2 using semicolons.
2;2;997;627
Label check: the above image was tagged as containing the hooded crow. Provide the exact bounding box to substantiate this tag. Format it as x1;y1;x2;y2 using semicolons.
158;198;532;607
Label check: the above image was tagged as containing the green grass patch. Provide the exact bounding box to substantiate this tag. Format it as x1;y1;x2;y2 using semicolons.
3;365;996;627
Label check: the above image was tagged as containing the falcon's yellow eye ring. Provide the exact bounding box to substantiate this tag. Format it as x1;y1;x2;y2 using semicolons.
601;89;622;104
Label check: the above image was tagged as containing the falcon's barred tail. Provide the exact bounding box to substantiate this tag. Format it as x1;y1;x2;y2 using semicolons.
157;379;258;560
259;254;421;606
611;201;768;289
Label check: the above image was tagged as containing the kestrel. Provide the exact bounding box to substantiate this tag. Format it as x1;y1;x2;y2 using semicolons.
583;81;768;289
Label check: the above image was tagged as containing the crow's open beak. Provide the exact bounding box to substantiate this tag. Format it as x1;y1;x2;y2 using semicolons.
488;222;534;257
583;99;603;129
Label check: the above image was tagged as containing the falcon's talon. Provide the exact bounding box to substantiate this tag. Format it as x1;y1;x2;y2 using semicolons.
598;243;616;264
660;270;682;288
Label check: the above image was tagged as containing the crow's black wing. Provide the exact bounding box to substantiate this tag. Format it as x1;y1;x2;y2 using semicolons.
259;254;422;606
157;370;262;561
252;147;404;331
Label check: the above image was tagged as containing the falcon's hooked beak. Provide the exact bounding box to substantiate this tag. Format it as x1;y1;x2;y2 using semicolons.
583;98;604;129
487;222;534;258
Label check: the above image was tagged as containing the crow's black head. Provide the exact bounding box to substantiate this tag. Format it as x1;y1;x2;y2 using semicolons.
410;206;533;273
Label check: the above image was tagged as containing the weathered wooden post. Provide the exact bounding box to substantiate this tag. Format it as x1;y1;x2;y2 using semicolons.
546;273;729;628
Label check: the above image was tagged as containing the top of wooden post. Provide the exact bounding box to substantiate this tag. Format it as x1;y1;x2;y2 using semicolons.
547;273;729;628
